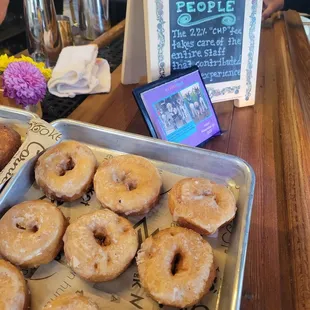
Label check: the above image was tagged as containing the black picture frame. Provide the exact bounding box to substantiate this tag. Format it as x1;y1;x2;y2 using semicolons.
132;66;222;148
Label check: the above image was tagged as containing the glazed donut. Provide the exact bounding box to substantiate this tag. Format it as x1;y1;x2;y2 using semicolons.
137;227;215;308
168;178;236;235
0;124;22;171
43;293;99;310
63;209;138;282
0;259;30;310
0;200;67;268
35;140;97;202
94;154;162;215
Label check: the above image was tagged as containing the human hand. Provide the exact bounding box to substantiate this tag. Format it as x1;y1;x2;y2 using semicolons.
262;0;284;20
0;0;9;24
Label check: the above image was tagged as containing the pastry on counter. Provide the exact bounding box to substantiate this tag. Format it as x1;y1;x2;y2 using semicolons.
0;124;22;171
42;292;99;310
0;259;30;310
169;178;236;235
0;200;67;268
94;154;162;216
63;209;138;282
35;140;97;202
137;227;216;308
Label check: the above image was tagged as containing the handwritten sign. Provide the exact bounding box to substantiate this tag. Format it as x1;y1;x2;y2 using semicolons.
170;0;245;84
122;0;263;107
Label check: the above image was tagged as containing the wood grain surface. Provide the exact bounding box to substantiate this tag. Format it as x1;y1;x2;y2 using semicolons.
274;10;310;309
228;26;284;309
92;19;125;48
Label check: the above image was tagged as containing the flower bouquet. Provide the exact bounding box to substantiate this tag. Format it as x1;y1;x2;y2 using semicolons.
0;55;52;117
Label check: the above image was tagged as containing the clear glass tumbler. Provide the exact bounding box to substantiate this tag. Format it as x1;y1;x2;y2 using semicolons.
78;0;111;40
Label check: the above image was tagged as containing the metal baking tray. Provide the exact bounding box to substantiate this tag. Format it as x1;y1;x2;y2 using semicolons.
0;105;38;144
0;106;39;190
0;119;255;310
0;105;38;123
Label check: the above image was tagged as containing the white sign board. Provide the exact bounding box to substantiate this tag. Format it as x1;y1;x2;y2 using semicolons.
122;0;263;107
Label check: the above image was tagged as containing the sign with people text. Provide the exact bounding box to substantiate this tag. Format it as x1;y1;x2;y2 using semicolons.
170;0;245;85
122;0;263;107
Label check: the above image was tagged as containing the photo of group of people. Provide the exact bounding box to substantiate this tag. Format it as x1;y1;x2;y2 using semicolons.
154;83;211;136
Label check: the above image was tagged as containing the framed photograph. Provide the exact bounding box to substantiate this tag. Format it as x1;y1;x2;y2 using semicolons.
133;66;221;147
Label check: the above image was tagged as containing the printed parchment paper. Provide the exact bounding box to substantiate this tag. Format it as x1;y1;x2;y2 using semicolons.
0;118;61;186
19;146;237;310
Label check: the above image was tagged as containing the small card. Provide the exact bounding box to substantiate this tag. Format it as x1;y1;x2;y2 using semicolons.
133;66;221;147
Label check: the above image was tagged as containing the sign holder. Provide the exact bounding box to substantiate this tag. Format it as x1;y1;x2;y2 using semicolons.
132;66;221;147
122;0;263;107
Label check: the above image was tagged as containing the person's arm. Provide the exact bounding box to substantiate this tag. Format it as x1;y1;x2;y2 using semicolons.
0;0;9;24
263;0;310;20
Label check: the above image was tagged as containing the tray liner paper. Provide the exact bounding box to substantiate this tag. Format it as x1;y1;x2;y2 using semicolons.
0;118;62;186
19;147;237;310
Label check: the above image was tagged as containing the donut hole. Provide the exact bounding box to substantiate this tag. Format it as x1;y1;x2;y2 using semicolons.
16;223;26;230
112;171;137;191
203;189;213;196
31;225;39;233
171;252;182;276
125;180;137;191
94;231;111;247
16;222;39;233
57;156;75;176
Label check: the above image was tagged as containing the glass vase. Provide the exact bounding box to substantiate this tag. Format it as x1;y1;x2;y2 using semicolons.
0;75;43;118
23;102;43;118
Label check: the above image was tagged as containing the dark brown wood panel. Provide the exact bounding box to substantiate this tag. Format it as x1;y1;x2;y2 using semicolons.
229;27;283;310
274;11;310;310
126;110;150;136
205;101;234;153
93;83;138;131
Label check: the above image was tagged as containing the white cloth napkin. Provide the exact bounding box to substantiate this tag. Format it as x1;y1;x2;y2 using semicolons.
48;44;111;98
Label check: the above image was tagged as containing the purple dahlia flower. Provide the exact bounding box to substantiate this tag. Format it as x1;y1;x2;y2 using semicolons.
3;61;47;106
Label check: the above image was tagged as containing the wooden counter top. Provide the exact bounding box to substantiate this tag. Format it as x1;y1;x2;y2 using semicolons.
68;11;310;310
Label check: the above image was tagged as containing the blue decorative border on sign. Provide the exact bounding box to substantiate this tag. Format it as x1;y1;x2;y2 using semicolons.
177;12;236;27
207;0;257;100
156;0;166;78
245;0;257;101
208;86;241;98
